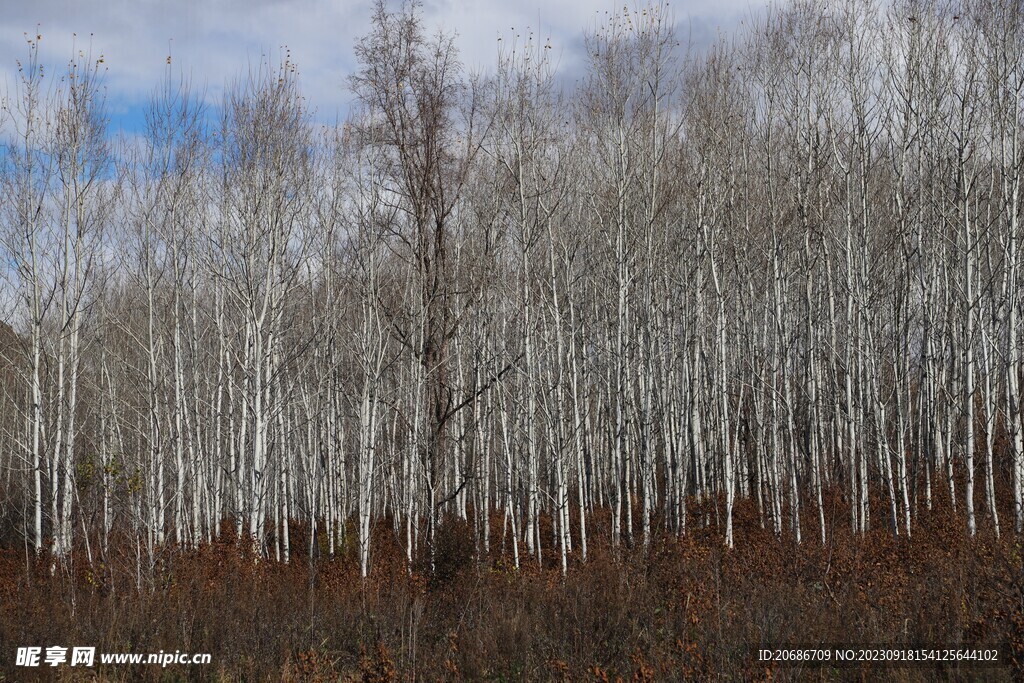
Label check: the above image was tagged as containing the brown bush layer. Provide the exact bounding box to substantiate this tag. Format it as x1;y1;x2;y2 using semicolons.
1;495;1023;682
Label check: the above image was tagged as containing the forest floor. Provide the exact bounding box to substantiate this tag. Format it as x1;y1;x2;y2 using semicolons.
1;493;1023;681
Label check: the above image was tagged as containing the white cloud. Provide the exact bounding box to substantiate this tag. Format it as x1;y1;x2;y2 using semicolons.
0;0;770;124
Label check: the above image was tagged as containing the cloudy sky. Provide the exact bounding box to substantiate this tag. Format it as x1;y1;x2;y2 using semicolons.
1;0;769;130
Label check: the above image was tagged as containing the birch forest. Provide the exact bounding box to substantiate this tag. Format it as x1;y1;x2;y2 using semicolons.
1;0;1024;678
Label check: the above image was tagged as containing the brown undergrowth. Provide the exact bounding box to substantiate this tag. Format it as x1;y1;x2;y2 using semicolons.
1;493;1022;681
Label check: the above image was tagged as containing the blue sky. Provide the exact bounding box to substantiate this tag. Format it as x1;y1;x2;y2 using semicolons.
1;0;769;134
